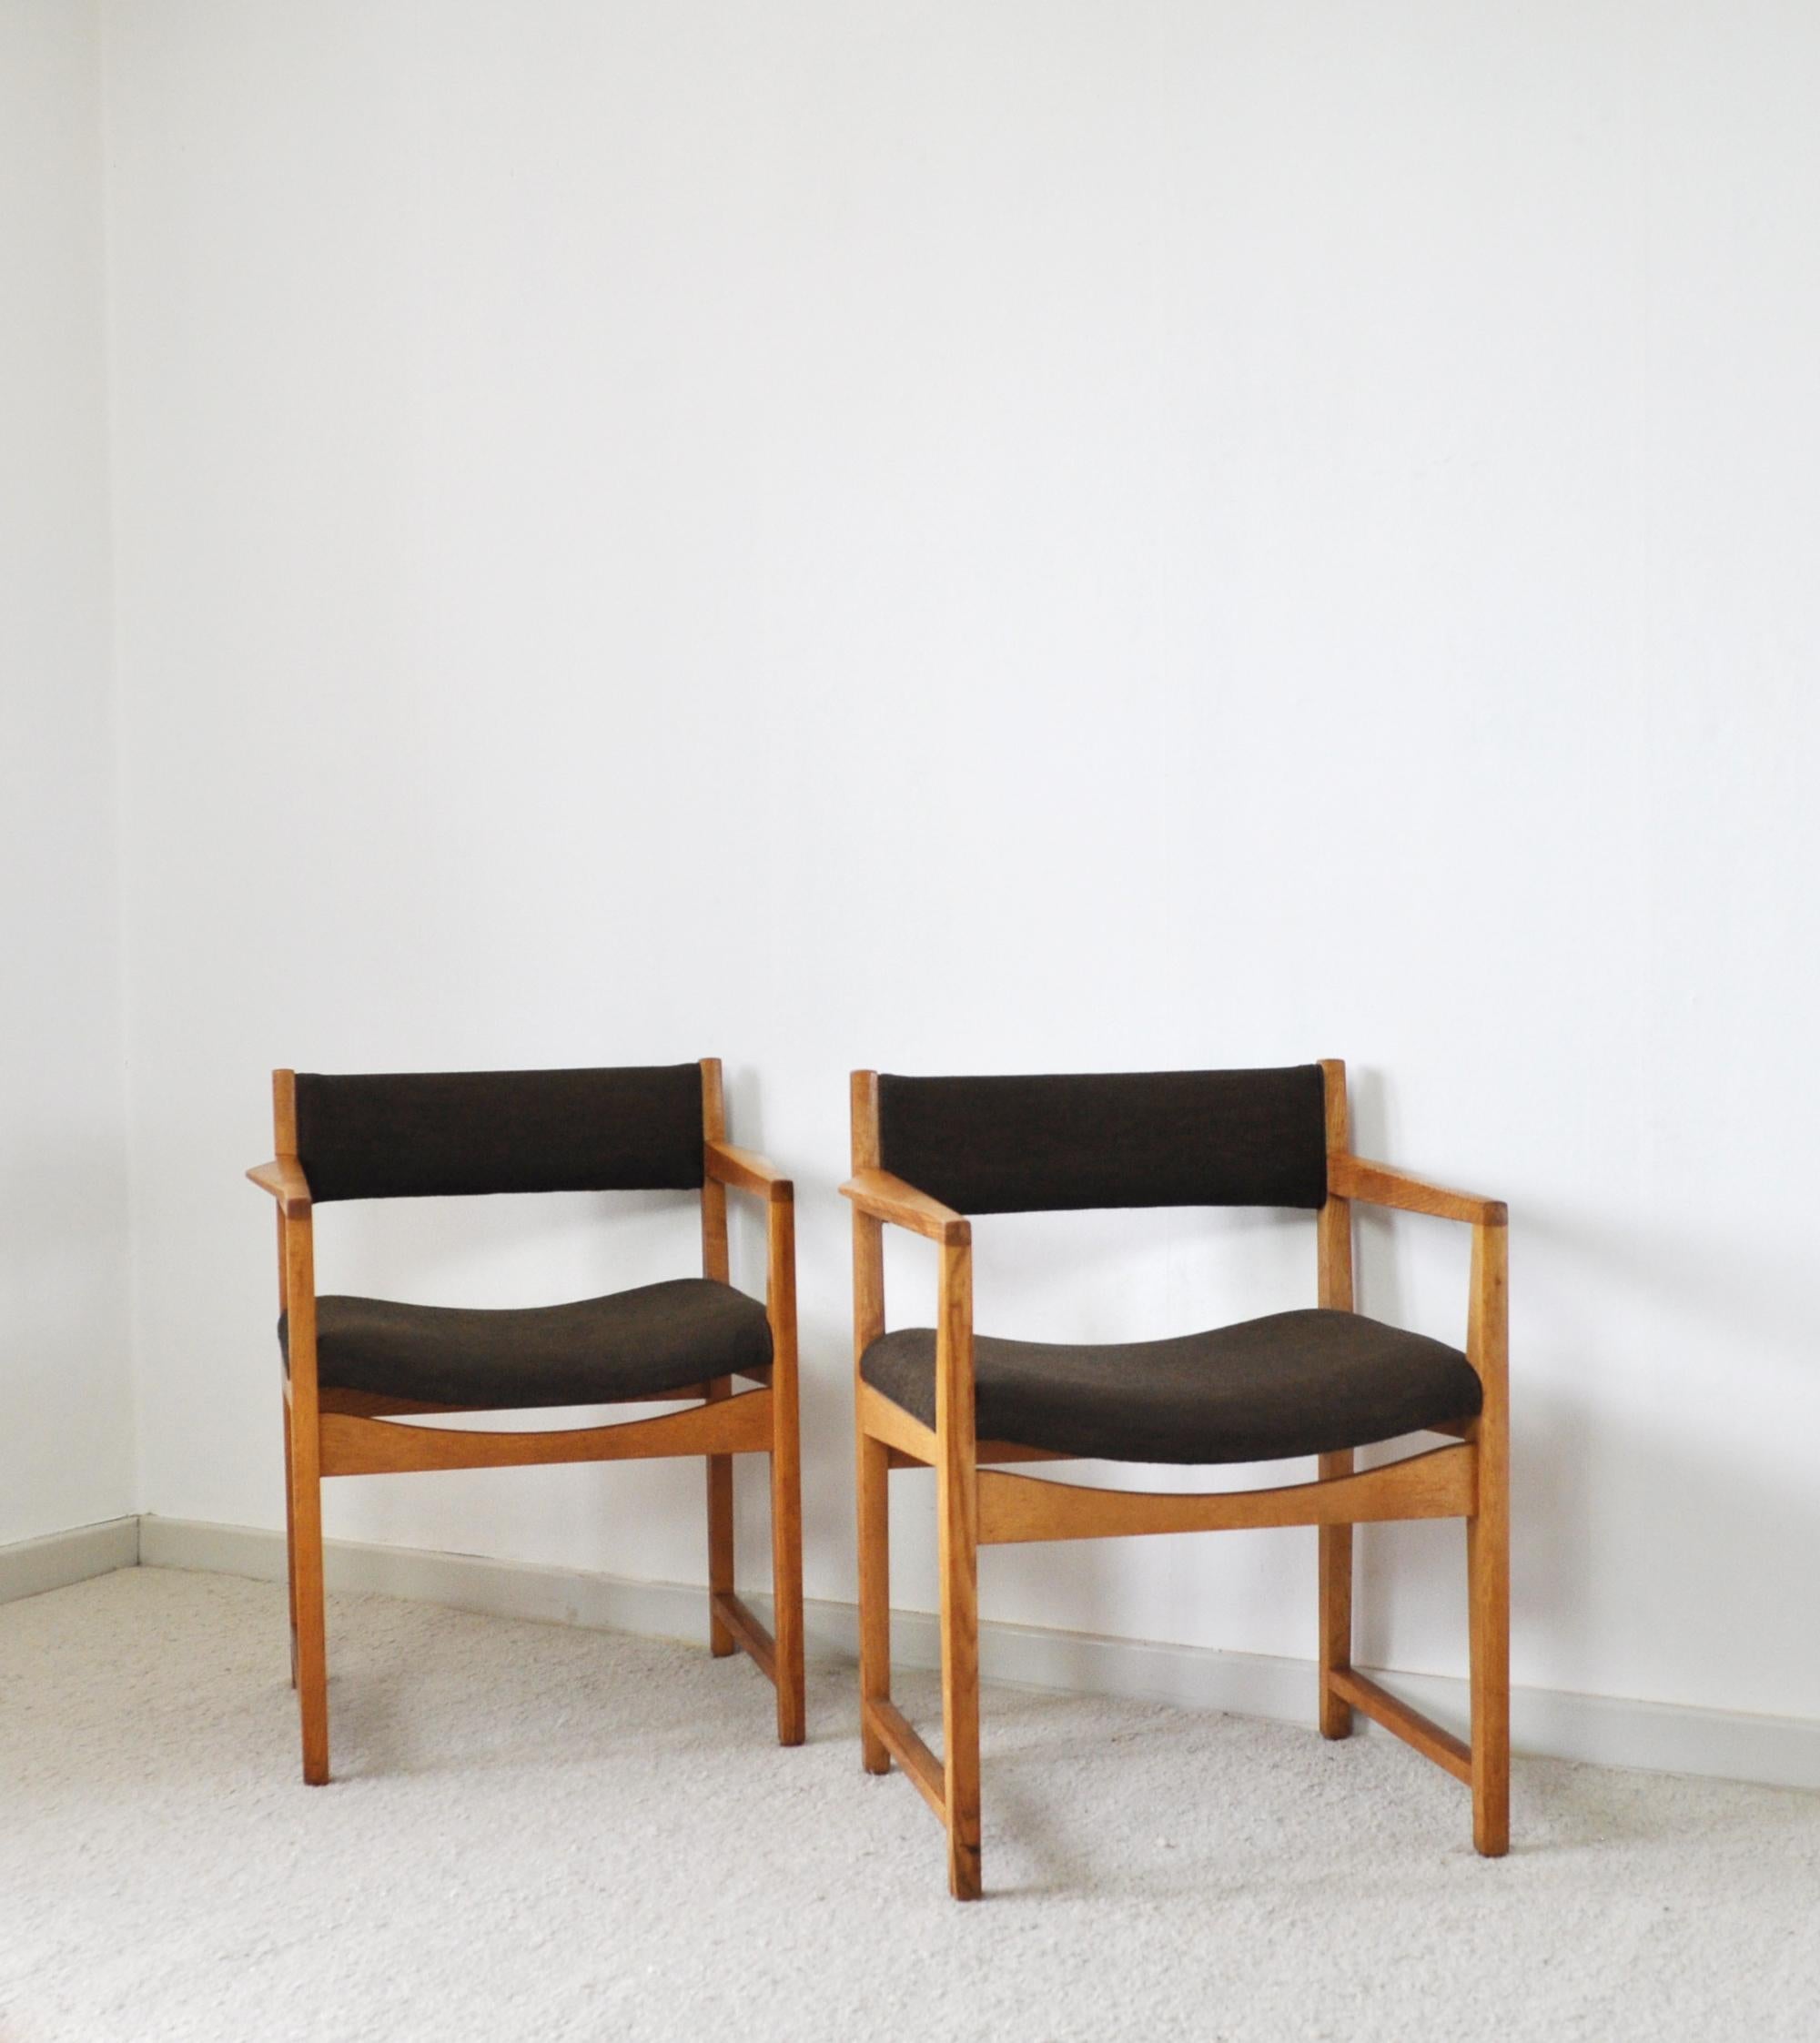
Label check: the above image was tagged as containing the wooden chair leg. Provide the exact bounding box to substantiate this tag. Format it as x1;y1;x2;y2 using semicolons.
705;1376;735;1657
288;1403;329;1785
1468;1456;1511;1856
282;1398;299;1689
1318;1451;1354;1738
937;1447;982;1901
856;1427;891;1774
769;1403;805;1747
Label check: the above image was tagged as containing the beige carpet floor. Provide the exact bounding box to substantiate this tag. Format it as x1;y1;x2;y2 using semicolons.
2;1567;1815;2042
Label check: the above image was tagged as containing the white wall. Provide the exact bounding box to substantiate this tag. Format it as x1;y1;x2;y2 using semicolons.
102;1;1819;1725
0;0;136;1543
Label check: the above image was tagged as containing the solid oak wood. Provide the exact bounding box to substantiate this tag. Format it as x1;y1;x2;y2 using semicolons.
885;1440;1073;1469
247;1156;312;1217
858;1380;935;1463
1328;1668;1472;1784
763;1178;806;1744
840;1168;971;1247
271;1072;306;1699
935;1237;981;1900
856;1431;893;1775
710;1592;777;1684
1316;1061;1355;1314
703;1375;736;1662
280;1184;328;1785
704;1138;793;1201
1318;1058;1357;1739
699;1061;735;1658
1329;1153;1508;1228
860;1378;1075;1470
864;1698;946;1820
692;1067;805;1731
318;1389;774;1476
316;1384;720;1419
1467;1218;1511;1855
274;1067;298;1155
699;1057;730;1261
275;1206;298;1687
976;1443;1475;1546
280;1350;298;1690
851;1072;892;1773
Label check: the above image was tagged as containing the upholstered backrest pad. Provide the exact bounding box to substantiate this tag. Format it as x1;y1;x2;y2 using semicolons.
876;1067;1329;1214
293;1065;705;1201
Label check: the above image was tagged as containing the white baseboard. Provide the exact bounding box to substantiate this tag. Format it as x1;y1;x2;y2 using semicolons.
134;1512;1820;1795
0;1516;140;1603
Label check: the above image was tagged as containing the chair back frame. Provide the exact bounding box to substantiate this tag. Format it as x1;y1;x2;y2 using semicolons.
290;1062;706;1203
874;1065;1329;1215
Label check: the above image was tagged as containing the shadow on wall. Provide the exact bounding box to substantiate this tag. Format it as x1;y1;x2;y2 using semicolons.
1350;1174;1820;1718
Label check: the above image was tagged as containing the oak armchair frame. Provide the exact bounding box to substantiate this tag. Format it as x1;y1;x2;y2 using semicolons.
248;1057;804;1785
843;1059;1508;1900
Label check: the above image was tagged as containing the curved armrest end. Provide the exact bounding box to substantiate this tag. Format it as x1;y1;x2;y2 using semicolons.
704;1138;793;1204
841;1168;971;1247
248;1158;313;1219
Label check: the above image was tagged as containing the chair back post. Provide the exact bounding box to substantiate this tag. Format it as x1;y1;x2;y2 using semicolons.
849;1068;894;1779
1317;1058;1354;1312
850;1071;885;1360
699;1059;730;1283
697;1058;736;1656
273;1065;328;1781
1315;1057;1357;1739
272;1069;316;1387
274;1066;298;1155
273;1067;296;1314
1466;1217;1510;1466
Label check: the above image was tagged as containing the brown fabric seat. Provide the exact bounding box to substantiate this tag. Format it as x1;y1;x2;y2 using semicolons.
861;1307;1480;1465
280;1278;773;1409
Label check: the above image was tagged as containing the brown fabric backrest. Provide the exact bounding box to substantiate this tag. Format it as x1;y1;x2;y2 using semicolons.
875;1067;1328;1215
293;1065;705;1202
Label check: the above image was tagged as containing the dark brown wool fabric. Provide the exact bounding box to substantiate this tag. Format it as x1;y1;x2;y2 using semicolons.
279;1278;772;1409
875;1067;1328;1215
861;1308;1481;1464
293;1065;704;1203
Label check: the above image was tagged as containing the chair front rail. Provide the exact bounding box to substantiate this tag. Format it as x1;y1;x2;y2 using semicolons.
974;1442;1475;1546
885;1440;1071;1468
313;1382;742;1418
318;1384;774;1476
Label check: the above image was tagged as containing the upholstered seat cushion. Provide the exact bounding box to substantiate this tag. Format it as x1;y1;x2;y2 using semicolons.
861;1308;1480;1465
279;1278;772;1408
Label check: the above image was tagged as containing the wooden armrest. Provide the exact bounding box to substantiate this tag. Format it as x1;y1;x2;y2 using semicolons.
841;1168;971;1247
703;1138;793;1204
1330;1154;1506;1228
248;1157;312;1219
